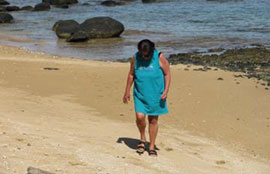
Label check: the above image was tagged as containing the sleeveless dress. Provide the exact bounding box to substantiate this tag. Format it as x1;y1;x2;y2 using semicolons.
133;49;168;116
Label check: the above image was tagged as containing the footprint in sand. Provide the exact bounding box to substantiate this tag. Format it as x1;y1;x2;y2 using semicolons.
165;147;173;152
216;160;226;165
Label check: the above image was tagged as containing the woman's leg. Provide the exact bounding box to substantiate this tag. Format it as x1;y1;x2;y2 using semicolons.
136;112;146;142
148;116;159;151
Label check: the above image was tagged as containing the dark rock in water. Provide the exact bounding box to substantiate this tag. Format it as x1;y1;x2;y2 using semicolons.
101;1;125;6
5;6;20;11
55;20;80;38
21;6;34;11
27;167;54;174
80;17;124;38
66;30;89;42
0;0;9;6
44;0;78;5
55;4;69;8
82;3;90;6
142;0;156;3
34;3;50;11
0;12;13;23
52;19;79;31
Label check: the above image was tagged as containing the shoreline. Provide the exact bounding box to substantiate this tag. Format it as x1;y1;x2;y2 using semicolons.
0;43;270;173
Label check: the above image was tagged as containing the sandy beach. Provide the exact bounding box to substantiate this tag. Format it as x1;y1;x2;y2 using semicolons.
0;44;269;173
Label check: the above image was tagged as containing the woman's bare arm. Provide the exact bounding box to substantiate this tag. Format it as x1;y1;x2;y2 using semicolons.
123;56;135;103
159;53;171;100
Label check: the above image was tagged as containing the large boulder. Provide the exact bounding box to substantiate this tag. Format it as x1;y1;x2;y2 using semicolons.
5;6;20;11
34;3;51;11
54;20;80;38
52;19;79;31
79;17;124;38
66;30;89;42
43;0;78;5
0;0;9;6
0;12;13;23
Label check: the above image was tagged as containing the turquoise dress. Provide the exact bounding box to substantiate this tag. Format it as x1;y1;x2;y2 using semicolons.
133;49;168;116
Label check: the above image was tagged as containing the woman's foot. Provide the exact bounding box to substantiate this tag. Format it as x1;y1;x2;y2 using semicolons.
136;141;146;155
148;149;157;157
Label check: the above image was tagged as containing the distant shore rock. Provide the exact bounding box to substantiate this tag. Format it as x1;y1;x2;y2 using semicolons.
80;17;124;38
21;6;34;11
0;12;13;23
55;4;69;8
54;20;80;38
34;2;51;11
43;0;78;5
141;0;156;3
101;1;125;6
5;6;20;11
0;0;9;6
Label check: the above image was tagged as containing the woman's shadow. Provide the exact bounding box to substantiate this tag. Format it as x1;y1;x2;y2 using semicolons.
116;137;159;150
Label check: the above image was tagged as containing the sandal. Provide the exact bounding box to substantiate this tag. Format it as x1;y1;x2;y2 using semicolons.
148;150;157;157
136;141;146;155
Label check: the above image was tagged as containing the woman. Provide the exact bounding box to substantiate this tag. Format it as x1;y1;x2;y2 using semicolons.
123;39;171;156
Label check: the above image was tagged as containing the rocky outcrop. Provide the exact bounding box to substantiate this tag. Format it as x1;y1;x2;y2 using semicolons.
0;12;13;23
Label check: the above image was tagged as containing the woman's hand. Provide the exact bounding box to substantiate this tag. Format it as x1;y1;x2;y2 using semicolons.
123;92;130;104
161;91;168;100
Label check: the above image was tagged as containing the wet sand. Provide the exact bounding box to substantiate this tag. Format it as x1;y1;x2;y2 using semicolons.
0;44;269;173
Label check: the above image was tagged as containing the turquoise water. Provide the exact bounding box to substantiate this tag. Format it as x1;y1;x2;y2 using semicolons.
0;0;270;60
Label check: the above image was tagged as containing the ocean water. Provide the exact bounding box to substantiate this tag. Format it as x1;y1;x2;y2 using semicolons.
0;0;270;60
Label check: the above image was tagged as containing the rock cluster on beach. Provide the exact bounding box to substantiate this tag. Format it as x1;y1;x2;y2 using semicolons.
53;17;125;42
168;46;270;82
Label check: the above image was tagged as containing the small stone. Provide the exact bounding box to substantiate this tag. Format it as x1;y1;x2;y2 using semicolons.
236;82;240;84
265;88;269;90
217;77;224;81
43;67;60;70
122;156;125;159
184;68;189;71
236;118;240;121
120;114;124;116
27;143;31;146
